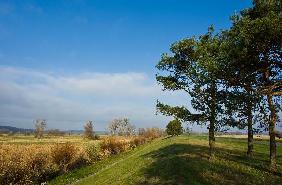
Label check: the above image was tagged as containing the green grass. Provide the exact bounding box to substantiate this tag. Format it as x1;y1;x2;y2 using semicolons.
49;135;282;185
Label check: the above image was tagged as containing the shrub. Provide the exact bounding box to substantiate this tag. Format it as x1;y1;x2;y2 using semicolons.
85;144;102;163
50;143;83;173
94;134;100;140
166;119;183;136
141;127;165;140
131;136;146;147
28;152;58;183
100;137;128;155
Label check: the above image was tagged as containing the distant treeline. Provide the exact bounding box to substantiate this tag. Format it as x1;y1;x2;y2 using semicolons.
0;125;108;135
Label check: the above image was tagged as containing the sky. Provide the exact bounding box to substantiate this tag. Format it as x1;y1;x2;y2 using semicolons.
0;0;256;131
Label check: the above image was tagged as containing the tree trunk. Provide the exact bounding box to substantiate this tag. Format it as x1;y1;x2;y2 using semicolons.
246;100;253;157
267;94;276;167
209;80;216;157
209;119;215;157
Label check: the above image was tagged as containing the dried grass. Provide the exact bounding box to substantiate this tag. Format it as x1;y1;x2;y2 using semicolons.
0;133;163;184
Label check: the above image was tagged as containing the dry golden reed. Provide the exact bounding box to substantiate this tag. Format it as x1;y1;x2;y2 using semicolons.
0;144;56;185
0;133;164;184
0;143;86;185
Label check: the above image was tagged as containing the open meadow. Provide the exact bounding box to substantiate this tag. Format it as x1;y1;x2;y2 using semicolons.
0;134;101;145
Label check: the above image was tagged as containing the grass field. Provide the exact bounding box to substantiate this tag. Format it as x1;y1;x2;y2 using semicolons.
49;135;282;185
0;134;101;145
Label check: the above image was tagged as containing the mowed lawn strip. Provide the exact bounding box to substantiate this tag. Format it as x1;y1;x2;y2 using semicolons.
49;135;282;185
76;137;175;185
48;137;170;185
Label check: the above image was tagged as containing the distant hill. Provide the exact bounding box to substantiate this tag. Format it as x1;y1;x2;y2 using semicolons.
0;125;34;133
67;130;108;135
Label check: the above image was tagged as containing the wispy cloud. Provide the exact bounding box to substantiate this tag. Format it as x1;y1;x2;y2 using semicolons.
0;66;179;130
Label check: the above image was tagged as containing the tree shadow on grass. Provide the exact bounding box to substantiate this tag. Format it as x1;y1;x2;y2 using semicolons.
136;143;282;185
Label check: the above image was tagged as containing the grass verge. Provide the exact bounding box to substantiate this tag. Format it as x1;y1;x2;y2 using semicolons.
49;135;282;185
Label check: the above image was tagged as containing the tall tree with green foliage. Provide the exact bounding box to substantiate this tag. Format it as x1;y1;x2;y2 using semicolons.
222;87;262;156
222;0;282;166
218;35;263;156
156;28;225;156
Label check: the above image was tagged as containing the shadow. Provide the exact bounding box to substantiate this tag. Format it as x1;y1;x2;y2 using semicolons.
214;138;282;175
136;141;282;185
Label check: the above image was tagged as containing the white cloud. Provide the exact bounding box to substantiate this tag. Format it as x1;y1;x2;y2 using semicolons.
50;72;159;97
0;66;183;130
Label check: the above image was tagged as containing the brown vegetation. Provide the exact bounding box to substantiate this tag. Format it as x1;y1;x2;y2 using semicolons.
0;144;56;185
139;127;165;140
0;127;164;184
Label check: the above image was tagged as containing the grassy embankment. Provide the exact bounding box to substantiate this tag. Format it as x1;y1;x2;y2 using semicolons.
50;135;282;185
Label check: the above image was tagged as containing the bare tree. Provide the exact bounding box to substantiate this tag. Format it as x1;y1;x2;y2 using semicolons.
138;128;146;136
108;118;121;135
84;120;95;139
34;119;46;139
125;123;136;136
108;118;136;136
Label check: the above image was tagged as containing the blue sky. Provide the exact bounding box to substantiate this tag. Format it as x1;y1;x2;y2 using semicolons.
0;0;252;73
0;0;256;130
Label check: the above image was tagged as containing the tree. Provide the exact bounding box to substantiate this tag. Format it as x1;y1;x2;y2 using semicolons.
156;28;225;156
34;119;46;139
138;128;146;136
220;85;262;156
84;120;95;139
108;118;136;136
166;119;183;136
108;119;120;135
222;0;281;166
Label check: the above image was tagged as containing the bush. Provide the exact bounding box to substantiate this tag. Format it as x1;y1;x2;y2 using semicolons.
50;143;84;173
85;144;102;163
131;136;146;148
100;137;129;155
94;134;100;140
141;127;165;140
166;119;183;136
